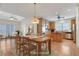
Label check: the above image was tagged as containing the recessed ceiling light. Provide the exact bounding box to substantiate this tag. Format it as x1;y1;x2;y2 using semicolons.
10;17;17;21
56;12;58;15
67;9;71;12
10;17;14;20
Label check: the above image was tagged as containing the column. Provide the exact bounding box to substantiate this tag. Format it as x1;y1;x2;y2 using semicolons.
76;5;79;48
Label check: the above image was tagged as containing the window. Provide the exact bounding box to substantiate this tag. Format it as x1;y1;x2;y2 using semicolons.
42;24;48;33
55;21;63;31
55;20;71;32
0;24;16;36
63;21;71;32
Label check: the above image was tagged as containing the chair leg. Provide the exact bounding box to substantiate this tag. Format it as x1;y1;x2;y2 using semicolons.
28;50;31;56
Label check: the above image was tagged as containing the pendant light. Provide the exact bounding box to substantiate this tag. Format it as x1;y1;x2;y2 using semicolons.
32;3;39;24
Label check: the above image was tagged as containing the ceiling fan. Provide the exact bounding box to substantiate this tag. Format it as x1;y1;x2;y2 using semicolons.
56;12;64;20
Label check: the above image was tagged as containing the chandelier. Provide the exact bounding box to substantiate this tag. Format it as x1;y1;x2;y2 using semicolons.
32;3;39;24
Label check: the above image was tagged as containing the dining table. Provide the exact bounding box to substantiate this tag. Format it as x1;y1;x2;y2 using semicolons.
25;35;51;56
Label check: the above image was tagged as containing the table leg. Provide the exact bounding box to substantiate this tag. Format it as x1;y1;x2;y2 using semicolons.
48;39;51;54
37;42;42;56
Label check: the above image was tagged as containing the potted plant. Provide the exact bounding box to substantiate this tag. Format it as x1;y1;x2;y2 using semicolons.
16;30;20;36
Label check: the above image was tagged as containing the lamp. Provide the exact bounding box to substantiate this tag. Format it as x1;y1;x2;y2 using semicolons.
32;3;39;24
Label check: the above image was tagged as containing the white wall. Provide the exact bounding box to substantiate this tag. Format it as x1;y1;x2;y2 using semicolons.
76;5;79;48
20;19;32;35
20;19;38;36
0;19;21;31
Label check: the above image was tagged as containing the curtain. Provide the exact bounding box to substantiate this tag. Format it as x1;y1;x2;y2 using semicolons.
0;24;16;36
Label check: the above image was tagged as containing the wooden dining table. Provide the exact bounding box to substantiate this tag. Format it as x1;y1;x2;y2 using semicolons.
26;35;51;56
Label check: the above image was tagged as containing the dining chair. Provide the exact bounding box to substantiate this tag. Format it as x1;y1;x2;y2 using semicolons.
16;36;25;55
22;37;37;56
16;36;37;56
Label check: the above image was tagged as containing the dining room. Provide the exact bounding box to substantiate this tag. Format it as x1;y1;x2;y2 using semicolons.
0;3;79;56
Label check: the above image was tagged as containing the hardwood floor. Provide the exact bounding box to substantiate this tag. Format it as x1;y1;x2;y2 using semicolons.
0;39;79;56
51;40;79;56
0;39;16;56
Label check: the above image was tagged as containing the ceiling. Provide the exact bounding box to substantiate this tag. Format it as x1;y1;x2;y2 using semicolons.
0;3;78;21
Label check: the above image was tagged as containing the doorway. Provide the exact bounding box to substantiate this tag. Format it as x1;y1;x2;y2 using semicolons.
71;19;76;43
